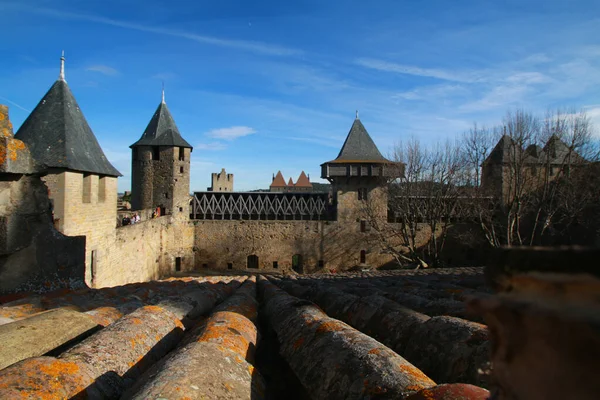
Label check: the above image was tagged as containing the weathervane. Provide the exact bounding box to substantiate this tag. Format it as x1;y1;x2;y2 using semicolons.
356;110;359;119
59;50;66;82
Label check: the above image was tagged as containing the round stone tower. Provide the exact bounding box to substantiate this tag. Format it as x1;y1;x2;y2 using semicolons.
130;90;193;217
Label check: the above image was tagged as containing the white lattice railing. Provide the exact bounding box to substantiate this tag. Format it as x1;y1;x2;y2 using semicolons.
191;192;334;220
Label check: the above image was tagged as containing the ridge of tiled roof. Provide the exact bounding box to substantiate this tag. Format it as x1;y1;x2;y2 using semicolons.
270;171;287;187
543;135;585;163
295;171;312;187
131;101;193;149
328;117;388;163
15;79;121;177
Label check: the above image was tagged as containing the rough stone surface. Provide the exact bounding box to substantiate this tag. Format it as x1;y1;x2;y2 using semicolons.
259;277;436;399
125;279;265;400
406;384;490;400
273;277;489;386
0;308;98;370
469;293;600;400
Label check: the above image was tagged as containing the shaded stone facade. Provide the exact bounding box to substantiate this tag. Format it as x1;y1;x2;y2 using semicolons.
208;168;234;192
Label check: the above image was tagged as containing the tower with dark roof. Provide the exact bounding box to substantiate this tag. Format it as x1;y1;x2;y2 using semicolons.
321;113;401;223
14;53;121;287
130;89;193;217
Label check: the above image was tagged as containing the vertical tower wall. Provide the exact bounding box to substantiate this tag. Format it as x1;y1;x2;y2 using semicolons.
131;146;154;210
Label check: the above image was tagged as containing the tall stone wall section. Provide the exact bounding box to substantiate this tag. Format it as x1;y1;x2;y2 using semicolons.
98;216;194;288
131;146;190;217
210;169;234;192
193;219;397;273
131;146;154;210
0;105;85;295
43;172;118;286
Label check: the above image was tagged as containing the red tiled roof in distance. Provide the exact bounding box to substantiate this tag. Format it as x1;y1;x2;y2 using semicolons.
295;171;312;188
287;177;294;186
270;171;287;188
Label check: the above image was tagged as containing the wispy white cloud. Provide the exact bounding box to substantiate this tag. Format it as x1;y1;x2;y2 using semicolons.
17;5;301;57
196;141;228;151
355;58;482;83
0;96;31;113
86;65;119;76
206;126;256;141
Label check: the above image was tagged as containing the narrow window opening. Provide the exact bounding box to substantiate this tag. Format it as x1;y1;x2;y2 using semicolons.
98;176;106;203
360;220;366;232
292;254;302;273
318;260;324;268
360;250;366;264
82;174;92;203
180;166;184;174
273;261;278;269
247;255;259;269
90;250;97;287
179;207;183;212
227;262;233;270
202;263;208;269
179;147;185;161
152;146;160;161
175;257;182;272
165;192;170;199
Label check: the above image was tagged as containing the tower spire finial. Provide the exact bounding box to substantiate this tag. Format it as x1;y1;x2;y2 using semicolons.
356;109;359;119
59;50;66;81
161;81;165;104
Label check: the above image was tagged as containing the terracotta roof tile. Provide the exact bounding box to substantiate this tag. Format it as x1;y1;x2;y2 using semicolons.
295;171;312;187
270;170;287;188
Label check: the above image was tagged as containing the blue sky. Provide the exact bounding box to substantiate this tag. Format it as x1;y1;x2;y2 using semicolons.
2;0;600;192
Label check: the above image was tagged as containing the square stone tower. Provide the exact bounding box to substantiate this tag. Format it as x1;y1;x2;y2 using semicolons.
130;91;193;218
14;54;121;287
321;113;401;223
208;168;234;192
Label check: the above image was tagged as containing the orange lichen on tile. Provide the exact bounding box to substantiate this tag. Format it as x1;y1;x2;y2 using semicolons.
315;320;345;334
0;357;92;399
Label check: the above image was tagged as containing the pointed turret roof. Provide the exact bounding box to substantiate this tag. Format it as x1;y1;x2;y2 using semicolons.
295;171;312;187
543;135;585;163
130;94;192;149
270;171;287;188
287;177;294;186
328;116;388;163
15;55;121;177
484;135;520;164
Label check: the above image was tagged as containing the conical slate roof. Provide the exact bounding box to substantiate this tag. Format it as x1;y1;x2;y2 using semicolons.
485;135;520;164
15;79;121;177
270;171;287;188
295;171;312;187
543;135;585;163
330;117;388;163
131;101;192;149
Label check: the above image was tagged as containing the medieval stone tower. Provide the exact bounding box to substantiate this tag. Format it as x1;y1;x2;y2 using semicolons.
321;113;397;225
14;53;122;286
208;168;234;192
130;91;193;218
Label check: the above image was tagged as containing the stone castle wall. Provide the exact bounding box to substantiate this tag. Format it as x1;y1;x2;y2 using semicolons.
132;146;190;217
0;106;85;295
210;169;234;192
43;172;118;286
97;215;195;287
193;219;398;273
